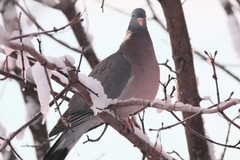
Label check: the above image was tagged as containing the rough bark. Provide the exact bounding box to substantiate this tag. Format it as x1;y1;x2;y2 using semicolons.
158;1;211;159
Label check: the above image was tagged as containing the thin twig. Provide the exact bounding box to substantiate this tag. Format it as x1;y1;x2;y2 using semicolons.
9;12;82;41
204;51;220;103
14;1;84;54
149;111;201;132
205;51;240;129
167;150;184;160
9;142;23;160
101;0;105;13
16;12;27;90
0;112;42;151
159;59;177;74
138;110;146;134
221;116;240;160
83;124;108;144
76;39;86;73
170;111;240;150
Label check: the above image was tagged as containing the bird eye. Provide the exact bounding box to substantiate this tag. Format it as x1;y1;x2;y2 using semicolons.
132;15;134;17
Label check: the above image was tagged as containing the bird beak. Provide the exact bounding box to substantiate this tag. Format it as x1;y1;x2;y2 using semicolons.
137;18;144;26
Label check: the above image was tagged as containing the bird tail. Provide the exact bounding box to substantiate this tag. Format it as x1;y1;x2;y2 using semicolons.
43;132;71;160
44;115;103;160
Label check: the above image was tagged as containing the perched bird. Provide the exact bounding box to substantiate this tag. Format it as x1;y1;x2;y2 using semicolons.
44;8;160;160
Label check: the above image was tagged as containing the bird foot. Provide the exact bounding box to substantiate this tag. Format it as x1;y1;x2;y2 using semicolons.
122;117;140;133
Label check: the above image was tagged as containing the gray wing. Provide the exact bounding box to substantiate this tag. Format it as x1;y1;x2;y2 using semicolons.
90;50;131;98
49;50;131;136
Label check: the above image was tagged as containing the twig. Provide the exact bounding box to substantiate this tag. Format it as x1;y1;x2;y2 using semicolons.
76;39;86;73
16;12;27;90
83;124;108;144
170;111;240;149
9;12;83;41
138;110;146;134
220;111;240;129
159;74;176;100
159;59;177;74
149;110;201;132
14;1;84;55
101;0;105;13
9;142;23;160
49;85;71;107
221;116;240;160
153;122;162;148
167;150;184;160
204;51;220;103
0;112;42;152
21;135;58;149
205;51;240;129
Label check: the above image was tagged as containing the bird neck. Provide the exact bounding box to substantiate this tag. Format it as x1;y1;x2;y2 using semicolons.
121;30;154;63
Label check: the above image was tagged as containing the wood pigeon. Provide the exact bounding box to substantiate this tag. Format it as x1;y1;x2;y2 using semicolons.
44;8;160;160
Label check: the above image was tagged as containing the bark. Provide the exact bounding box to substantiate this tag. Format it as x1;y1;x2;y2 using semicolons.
158;1;211;159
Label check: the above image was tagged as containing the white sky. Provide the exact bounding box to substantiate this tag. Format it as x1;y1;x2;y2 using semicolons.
0;0;240;160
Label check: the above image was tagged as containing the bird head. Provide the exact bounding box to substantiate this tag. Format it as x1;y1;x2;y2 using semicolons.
127;8;147;33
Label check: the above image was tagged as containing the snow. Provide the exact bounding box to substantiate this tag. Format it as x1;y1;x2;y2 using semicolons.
77;73;111;115
42;0;60;6
153;96;171;113
47;55;75;73
51;70;69;84
31;62;51;124
44;55;76;85
134;126;150;142
202;96;211;100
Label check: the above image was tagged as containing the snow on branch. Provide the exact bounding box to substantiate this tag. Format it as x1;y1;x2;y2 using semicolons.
107;98;240;115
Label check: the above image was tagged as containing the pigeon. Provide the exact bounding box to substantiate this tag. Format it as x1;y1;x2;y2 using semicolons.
44;8;160;160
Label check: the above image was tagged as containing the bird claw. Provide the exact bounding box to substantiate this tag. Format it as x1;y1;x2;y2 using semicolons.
121;117;139;133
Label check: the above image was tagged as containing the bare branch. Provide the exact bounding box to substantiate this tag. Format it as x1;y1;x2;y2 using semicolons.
107;98;240;114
